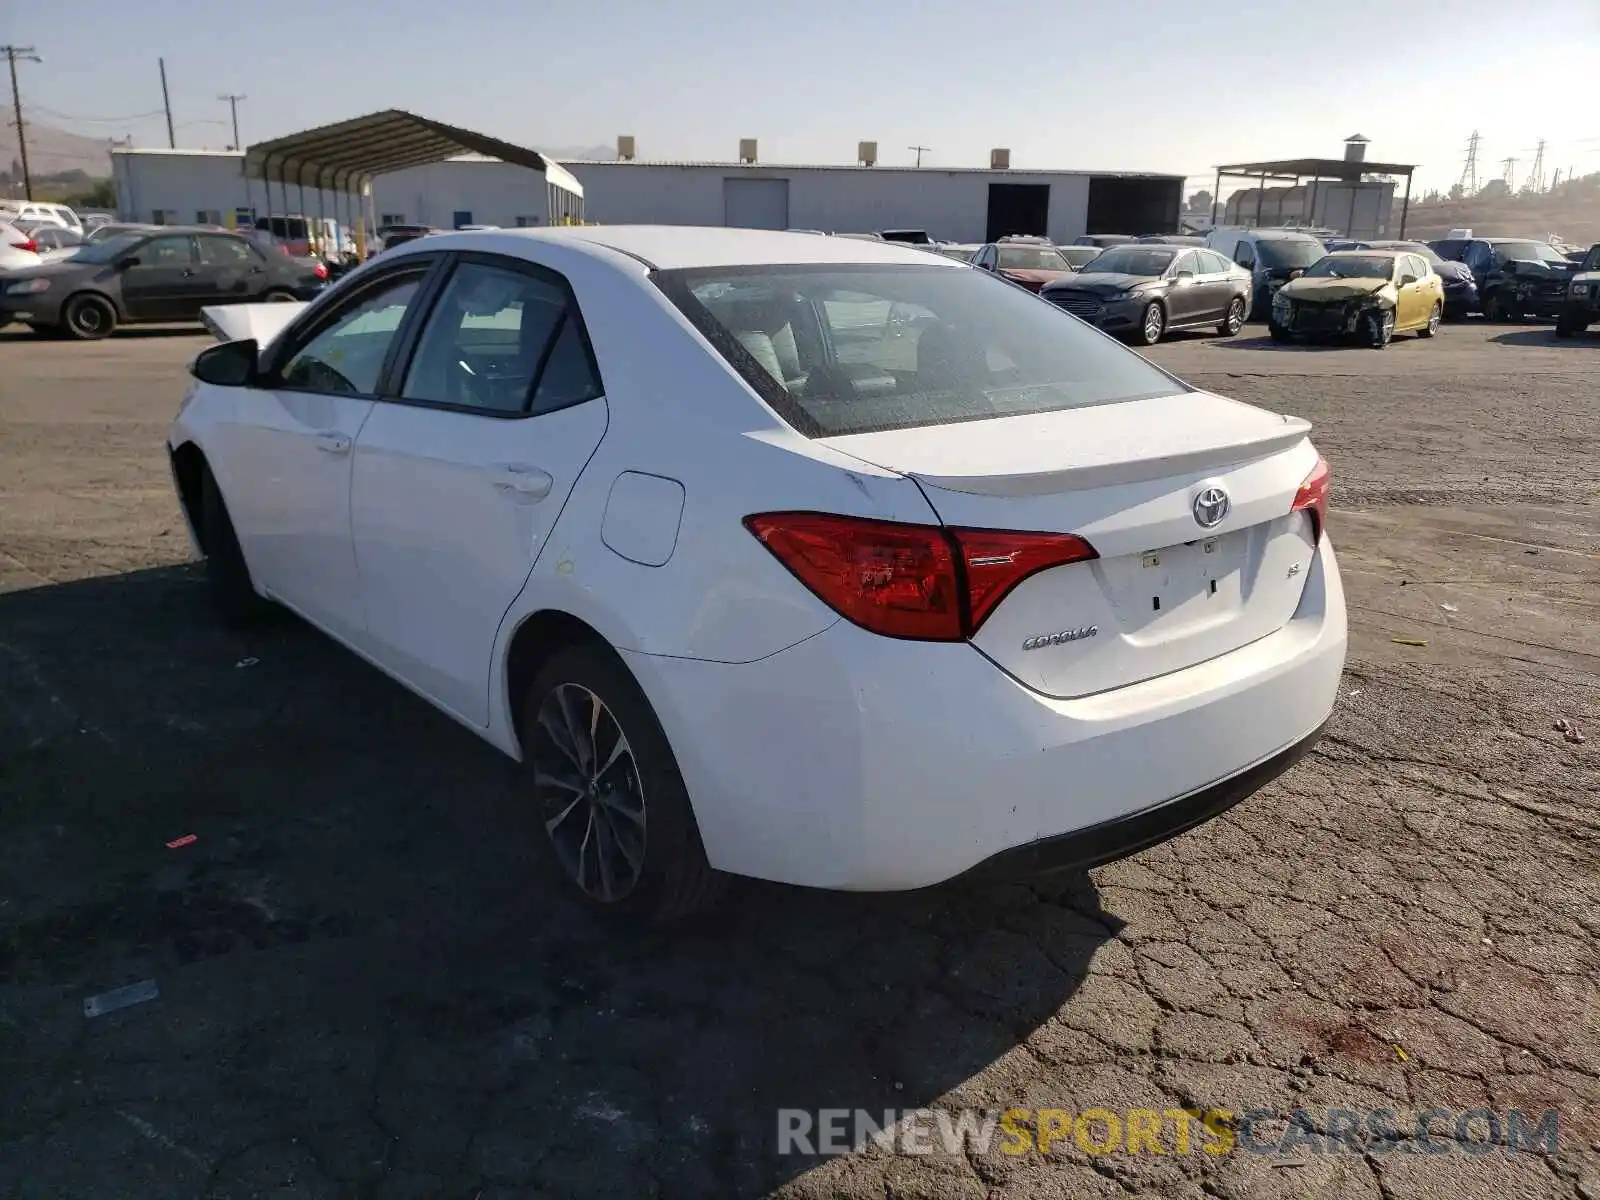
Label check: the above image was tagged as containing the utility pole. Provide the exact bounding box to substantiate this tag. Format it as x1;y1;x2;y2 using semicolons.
218;92;245;150
908;145;930;167
159;57;175;148
1458;129;1480;196
3;45;41;200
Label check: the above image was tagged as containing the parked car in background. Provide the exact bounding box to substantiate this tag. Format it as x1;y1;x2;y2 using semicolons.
0;227;326;340
171;226;1344;919
1042;245;1251;344
971;240;1077;291
1206;228;1328;320
936;243;980;262
878;229;932;245
1555;243;1600;338
0;200;83;234
0;219;46;273
1071;234;1136;248
17;221;86;262
1429;236;1578;321
1269;250;1443;348
1136;235;1206;247
1336;240;1478;320
378;224;440;252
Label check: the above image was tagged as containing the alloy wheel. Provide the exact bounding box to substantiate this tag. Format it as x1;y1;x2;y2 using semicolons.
531;682;647;903
1226;299;1244;333
71;302;107;336
1142;303;1164;345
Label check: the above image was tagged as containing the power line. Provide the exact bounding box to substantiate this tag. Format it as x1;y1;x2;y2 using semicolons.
3;45;42;200
23;102;168;124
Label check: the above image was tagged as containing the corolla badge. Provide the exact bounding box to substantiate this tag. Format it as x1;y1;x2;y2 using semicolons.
1192;486;1230;529
1022;626;1098;651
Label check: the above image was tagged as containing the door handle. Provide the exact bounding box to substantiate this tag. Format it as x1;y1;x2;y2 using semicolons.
182;268;196;278
314;432;351;455
490;464;554;499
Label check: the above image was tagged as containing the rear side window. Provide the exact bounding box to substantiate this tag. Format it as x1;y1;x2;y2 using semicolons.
653;263;1184;438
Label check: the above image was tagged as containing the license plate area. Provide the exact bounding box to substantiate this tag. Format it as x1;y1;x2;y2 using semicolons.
1094;531;1248;640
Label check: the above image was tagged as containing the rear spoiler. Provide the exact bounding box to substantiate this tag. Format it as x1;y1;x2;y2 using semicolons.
199;301;308;348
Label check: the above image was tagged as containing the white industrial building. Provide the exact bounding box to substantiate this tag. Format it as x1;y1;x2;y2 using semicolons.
110;140;1185;245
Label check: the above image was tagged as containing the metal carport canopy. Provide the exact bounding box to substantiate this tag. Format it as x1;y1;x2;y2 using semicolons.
242;108;555;192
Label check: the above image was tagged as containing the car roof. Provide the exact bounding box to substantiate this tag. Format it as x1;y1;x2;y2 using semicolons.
1328;248;1401;257
443;226;963;271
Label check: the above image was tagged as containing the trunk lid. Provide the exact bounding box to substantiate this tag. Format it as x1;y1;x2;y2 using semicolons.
822;390;1321;697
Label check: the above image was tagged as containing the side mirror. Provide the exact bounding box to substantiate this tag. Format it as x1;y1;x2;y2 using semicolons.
115;255;140;270
1175;270;1195;282
189;338;260;388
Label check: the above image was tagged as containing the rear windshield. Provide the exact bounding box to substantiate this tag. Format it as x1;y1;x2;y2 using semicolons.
1256;238;1326;269
1059;246;1102;268
653;263;1184;438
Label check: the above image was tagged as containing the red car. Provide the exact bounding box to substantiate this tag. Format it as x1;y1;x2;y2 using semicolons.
971;240;1078;292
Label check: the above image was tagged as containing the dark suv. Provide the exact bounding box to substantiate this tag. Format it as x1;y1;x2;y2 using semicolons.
1429;236;1578;321
1555;243;1600;338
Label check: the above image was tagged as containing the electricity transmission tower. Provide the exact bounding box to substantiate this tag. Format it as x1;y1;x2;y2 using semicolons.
1525;139;1546;193
1500;157;1517;191
1458;130;1480;195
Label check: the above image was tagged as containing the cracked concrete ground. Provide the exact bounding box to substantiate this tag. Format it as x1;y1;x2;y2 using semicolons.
0;320;1595;1199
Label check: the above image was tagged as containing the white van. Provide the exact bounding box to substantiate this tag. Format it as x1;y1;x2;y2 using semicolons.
1205;228;1328;319
0;201;83;234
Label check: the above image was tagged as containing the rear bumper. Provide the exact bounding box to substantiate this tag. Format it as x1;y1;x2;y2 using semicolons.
626;536;1347;891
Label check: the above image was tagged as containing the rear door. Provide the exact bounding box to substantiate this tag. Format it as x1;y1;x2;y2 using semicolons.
348;252;608;725
195;233;270;307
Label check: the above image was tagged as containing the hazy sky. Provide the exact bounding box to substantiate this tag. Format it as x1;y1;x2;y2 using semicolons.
8;0;1598;196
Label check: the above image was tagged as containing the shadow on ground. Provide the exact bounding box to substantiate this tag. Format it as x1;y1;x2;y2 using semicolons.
0;567;1117;1198
1489;327;1595;348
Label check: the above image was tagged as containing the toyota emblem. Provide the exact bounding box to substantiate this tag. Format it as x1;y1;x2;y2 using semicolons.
1192;486;1230;528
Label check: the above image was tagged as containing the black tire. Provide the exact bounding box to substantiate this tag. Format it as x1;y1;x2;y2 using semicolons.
1217;296;1246;337
1268;321;1293;344
519;642;726;923
1417;302;1442;339
1361;307;1394;349
61;292;116;341
1135;301;1166;346
262;288;299;303
199;466;273;625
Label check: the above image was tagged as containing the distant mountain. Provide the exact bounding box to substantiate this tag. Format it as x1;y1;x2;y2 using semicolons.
0;121;112;180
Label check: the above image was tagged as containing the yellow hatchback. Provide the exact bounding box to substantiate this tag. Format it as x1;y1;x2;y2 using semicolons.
1268;249;1446;348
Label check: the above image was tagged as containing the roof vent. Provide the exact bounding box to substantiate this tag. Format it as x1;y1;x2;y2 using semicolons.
616;135;636;161
739;138;758;164
990;147;1011;170
1343;134;1370;163
858;141;878;167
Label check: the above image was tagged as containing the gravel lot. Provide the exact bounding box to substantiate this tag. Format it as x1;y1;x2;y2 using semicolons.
1;321;1596;1199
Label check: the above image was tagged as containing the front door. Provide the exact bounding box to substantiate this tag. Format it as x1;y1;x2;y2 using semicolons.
208;263;435;645
349;254;608;725
1164;250;1207;325
120;234;201;320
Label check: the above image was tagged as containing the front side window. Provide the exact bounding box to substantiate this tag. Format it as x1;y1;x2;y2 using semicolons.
1233;241;1256;268
1255;238;1326;270
139;236;196;266
278;271;425;396
401;260;599;415
655;263;1185;438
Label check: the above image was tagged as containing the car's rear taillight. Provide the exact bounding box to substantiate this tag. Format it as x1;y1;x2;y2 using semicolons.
744;512;1097;641
11;238;37;253
314;262;329;280
1292;456;1331;543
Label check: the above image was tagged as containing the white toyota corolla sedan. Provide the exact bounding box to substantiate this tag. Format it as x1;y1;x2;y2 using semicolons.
170;226;1347;921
